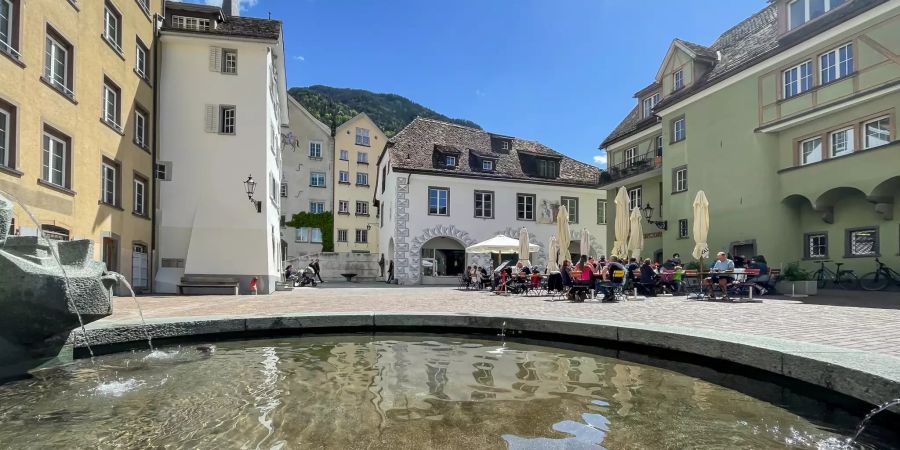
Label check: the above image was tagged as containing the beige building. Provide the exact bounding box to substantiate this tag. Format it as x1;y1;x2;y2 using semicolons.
333;113;385;253
0;0;159;292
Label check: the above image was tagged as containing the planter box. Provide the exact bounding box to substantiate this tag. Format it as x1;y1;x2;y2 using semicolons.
776;280;818;296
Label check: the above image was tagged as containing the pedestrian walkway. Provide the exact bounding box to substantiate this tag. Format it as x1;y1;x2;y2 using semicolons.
102;286;900;359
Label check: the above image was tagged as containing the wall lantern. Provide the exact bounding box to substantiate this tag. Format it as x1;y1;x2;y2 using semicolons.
243;175;262;213
641;203;667;231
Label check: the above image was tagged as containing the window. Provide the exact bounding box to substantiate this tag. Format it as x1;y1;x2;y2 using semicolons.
820;43;853;84
561;197;578;224
783;61;813;98
482;160;494;171
45;30;73;97
155;162;170;181
103;2;122;52
355;127;370;146
41;128;69;188
132;244;148;289
864;116;891;149
135;39;149;79
428;187;449;215
624;147;637;166
673;70;684;92
355;229;368;243
829;127;854;158
800;137;822;165
445;155;456;166
101;160;118;206
805;233;827;259
339;149;349;161
642;93;660;118
280;182;288;198
357;151;369;164
310;172;325;187
474;191;493;219
311;228;323;243
846;227;878;257
673;166;688;193
337;229;348;242
789;0;845;30
517;194;535;221
41;224;69;241
339;170;349;184
172;15;210;31
134;108;148;149
222;49;237;74
0;0;18;58
672;118;686;142
220;106;236;134
309;141;322;158
102;78;121;129
356;172;368;186
295;227;309;242
536;159;559;178
501;141;509;150
310;201;325;213
656;135;663;157
280;215;286;227
133;176;147;216
597;199;607;225
627;187;642;211
355;201;369;216
338;200;349;214
0;102;13;168
102;237;118;271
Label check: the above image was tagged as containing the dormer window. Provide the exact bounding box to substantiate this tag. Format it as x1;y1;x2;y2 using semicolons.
501;141;508;150
482;160;493;171
446;155;457;167
642;93;660;119
172;15;211;31
673;70;684;92
788;0;845;30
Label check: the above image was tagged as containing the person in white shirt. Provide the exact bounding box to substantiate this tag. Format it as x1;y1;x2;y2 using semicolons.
703;252;735;300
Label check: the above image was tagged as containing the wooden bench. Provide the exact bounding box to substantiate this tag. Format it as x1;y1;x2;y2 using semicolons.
178;276;240;295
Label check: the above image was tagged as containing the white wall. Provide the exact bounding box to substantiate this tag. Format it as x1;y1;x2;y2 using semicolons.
155;34;286;294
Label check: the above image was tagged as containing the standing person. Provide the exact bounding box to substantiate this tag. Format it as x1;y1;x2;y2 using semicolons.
311;258;324;283
283;264;294;282
671;253;682;266
378;254;385;278
386;260;395;283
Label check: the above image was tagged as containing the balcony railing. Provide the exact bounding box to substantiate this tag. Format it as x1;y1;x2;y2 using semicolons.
600;151;662;186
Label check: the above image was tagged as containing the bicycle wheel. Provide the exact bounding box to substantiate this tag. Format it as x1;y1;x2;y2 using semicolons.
859;272;889;291
813;270;827;289
837;272;859;290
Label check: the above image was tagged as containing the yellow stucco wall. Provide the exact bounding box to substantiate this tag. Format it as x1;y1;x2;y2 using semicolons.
332;113;385;253
0;0;158;291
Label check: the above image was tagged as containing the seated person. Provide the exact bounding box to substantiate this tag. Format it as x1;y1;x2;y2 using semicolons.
746;255;770;294
704;252;735;300
637;259;659;296
595;256;626;302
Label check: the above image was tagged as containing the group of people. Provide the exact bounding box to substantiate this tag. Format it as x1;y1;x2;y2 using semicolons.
703;252;770;301
283;259;324;284
558;255;631;302
463;265;492;289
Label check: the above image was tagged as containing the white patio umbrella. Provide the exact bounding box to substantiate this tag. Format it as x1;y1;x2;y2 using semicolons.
466;235;539;255
612;187;630;258
580;228;590;258
518;228;532;267
627;207;644;260
692;190;710;262
556;205;571;266
547;236;560;272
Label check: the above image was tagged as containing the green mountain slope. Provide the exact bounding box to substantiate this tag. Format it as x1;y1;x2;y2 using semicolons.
288;85;480;137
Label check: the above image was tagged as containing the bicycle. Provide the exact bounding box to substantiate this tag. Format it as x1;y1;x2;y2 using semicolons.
859;259;900;291
812;260;859;289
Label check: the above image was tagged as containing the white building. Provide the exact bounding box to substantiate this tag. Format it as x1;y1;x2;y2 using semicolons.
376;118;607;285
282;97;333;259
155;1;288;294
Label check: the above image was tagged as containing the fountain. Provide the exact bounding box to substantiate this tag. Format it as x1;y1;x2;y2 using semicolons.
0;193;118;379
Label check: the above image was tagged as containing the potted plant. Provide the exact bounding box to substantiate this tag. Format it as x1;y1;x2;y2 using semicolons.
776;262;817;296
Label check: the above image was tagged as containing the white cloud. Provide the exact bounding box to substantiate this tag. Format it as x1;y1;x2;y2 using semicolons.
593;154;608;167
294;55;305;61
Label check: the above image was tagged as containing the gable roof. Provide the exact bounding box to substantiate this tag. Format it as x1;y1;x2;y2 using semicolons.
387;118;600;187
163;1;282;41
335;112;383;135
600;105;660;149
287;96;331;136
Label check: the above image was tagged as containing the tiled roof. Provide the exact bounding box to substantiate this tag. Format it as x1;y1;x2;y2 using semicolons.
163;1;281;41
388;118;601;187
600;105;660;149
675;39;717;60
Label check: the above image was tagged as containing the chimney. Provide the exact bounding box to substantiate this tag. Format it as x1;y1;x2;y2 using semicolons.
222;0;239;17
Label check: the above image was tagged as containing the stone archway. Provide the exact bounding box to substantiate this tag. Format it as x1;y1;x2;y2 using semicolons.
401;225;477;284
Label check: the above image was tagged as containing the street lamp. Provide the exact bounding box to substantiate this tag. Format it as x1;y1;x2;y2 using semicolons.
641;203;667;231
243;175;262;213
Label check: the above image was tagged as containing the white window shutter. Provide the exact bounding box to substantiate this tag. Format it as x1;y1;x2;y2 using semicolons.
204;104;218;132
209;47;221;72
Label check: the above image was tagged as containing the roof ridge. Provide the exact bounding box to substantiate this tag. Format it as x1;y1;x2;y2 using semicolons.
415;116;484;133
711;4;776;49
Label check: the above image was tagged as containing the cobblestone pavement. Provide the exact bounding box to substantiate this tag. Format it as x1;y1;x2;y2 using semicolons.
103;285;900;358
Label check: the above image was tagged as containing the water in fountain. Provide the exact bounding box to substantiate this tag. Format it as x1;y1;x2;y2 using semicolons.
0;189;97;360
848;398;900;446
498;321;507;337
113;273;155;354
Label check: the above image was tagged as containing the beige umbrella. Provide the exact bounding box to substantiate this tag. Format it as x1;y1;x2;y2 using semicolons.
580;228;590;258
612;187;630;258
547;236;560;272
627;207;644;260
518;227;532;266
556;205;571;266
692;191;710;261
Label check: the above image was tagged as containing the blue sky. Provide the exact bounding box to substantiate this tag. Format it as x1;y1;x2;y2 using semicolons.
197;0;766;167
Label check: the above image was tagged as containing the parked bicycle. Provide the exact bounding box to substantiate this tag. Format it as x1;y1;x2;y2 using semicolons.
812;260;859;290
860;259;900;291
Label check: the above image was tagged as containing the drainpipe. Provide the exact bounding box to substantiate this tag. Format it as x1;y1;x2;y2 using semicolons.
150;13;162;292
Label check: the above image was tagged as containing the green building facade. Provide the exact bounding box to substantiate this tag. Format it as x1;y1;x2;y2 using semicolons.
600;0;899;276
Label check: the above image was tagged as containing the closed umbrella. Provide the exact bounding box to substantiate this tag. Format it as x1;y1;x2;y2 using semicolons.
627;207;644;260
547;236;560;272
612;187;630;258
692;190;710;261
580;228;590;258
518;228;532;267
556;205;571;266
